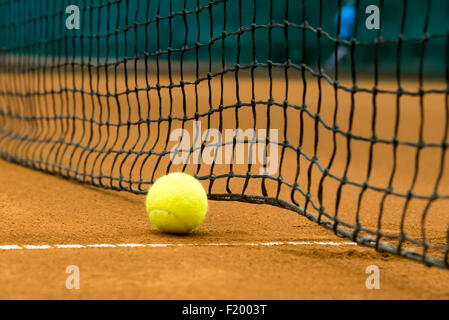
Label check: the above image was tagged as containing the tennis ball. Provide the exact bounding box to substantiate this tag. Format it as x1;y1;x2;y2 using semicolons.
146;172;208;234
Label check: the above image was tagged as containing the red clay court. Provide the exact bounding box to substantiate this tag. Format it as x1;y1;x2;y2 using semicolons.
1;0;449;300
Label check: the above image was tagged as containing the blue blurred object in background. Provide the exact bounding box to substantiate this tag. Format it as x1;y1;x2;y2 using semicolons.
324;1;356;70
337;1;356;40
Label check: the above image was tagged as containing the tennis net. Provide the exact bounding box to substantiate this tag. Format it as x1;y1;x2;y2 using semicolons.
1;0;449;268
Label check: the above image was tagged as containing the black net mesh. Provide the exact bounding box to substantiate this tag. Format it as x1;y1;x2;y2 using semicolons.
1;0;449;268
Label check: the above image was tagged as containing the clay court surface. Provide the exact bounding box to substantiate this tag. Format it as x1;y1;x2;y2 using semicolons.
1;72;449;299
1;158;449;300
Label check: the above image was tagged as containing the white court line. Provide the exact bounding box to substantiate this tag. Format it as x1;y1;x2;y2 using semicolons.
147;243;178;247
260;242;284;246
287;241;358;246
0;241;357;251
55;244;86;249
87;244;116;248
206;243;233;246
23;245;52;250
0;245;22;250
117;244;146;248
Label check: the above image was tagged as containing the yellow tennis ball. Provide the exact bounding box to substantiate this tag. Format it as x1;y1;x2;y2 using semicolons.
146;172;208;234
